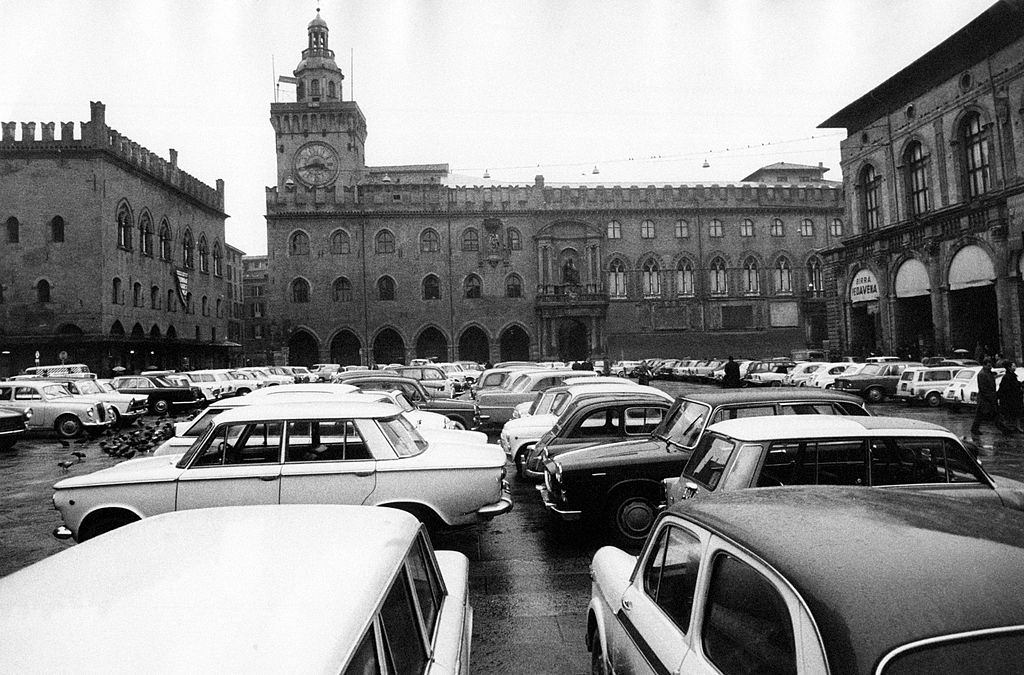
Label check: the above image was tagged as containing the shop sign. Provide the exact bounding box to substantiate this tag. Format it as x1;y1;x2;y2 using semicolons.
850;270;879;303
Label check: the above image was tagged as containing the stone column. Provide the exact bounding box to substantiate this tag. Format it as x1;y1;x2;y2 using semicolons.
929;284;947;355
938;285;951;353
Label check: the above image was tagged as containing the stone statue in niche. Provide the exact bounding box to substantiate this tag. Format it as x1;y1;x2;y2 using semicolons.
562;258;580;285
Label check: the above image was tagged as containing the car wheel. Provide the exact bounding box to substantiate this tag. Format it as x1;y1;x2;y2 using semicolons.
152;399;170;415
770;380;782;387
514;447;531;479
109;408;122;426
79;510;139;542
54;414;83;439
590;629;609;675
447;417;467;430
926;392;942;407
866;387;885;403
606;490;658;548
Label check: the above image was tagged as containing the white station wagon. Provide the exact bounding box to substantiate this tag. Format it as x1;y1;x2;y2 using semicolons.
53;400;512;542
4;505;472;674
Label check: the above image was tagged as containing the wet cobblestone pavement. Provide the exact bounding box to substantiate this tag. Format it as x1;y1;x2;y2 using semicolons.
3;381;1024;673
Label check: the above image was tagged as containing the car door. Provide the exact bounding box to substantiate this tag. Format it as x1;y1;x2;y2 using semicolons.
176;420;283;510
2;385;49;430
278;418;377;505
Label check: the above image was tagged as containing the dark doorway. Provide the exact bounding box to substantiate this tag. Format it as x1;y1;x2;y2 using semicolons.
556;319;589;361
330;330;362;366
949;285;1000;354
373;328;406;365
499;325;531;362
894;296;934;359
849;304;878;356
458;326;490;364
416;327;448;361
288;330;319;366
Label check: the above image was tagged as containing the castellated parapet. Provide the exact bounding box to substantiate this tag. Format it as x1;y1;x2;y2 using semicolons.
1;101;225;214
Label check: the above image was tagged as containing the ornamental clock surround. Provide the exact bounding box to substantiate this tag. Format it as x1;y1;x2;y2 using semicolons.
294;141;339;186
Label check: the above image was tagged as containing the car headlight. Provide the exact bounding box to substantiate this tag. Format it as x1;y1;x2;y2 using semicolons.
554;460;563;484
23;407;32;420
86;409;95;419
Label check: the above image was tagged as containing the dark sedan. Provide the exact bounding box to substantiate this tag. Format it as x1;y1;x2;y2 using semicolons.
833;360;920;402
0;405;29;450
334;373;478;429
109;375;204;414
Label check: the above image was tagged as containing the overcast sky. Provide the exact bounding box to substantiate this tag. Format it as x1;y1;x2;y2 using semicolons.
2;0;995;255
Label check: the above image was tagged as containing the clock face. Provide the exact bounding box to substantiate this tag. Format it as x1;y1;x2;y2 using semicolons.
294;142;339;186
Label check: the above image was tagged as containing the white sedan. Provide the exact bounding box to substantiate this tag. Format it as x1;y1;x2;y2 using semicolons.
54;400;512;542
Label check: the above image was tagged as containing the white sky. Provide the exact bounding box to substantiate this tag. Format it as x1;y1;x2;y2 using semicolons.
2;0;995;255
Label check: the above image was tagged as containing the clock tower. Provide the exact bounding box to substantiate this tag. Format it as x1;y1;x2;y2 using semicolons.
270;11;366;190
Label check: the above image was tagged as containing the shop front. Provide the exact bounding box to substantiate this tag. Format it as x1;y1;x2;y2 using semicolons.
848;269;881;356
893;258;934;360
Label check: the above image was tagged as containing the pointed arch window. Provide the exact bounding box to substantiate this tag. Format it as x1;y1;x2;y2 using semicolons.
51;216;66;243
420;229;440;253
138;214;152;255
461;228;479;252
607;220;622;239
710;258;728;295
507;227;522;251
378;276;396;301
291;278;310;303
112;278;122;304
709;219;723;238
464;274;482;298
329;229;350;254
676;259;695;296
37;279;51;303
808;258;824;294
860;165;881;232
186;292;194;314
641;259;661;298
423;275;440;300
962;112;990;199
333;277;352;302
773;258;792;294
151;286;160;309
328;80;336;99
133;282;143;307
375;230;395;254
116;204;133;250
182;230;194;269
216;298;222;317
743;257;760;294
770;218;784;237
506;274;523;298
905;141;930;216
6;217;19;243
740;219;754;237
159;221;172;261
198;236;209;273
609;260;627;298
201;295;209;316
289;231;310;255
167;289;176;312
212;242;223;276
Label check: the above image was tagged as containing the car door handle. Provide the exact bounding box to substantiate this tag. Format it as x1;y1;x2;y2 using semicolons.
258;475;280;481
354;470;373;477
621;598;633;611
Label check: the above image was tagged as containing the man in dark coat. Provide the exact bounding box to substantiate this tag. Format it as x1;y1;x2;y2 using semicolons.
722;355;742;389
998;361;1024;433
972;359;1010;436
637;362;653;386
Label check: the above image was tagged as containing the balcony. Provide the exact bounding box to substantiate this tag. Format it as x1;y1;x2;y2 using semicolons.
535;284;609;308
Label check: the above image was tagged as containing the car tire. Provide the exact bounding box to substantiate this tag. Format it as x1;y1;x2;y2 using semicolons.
770;381;782;387
383;503;443;533
109;408;122;426
447;417;467;430
152;399;170;415
926;392;942;407
514;446;532;479
866;387;885;403
78;510;139;542
54;414;83;439
590;629;609;675
236;387;251;396
606;489;659;548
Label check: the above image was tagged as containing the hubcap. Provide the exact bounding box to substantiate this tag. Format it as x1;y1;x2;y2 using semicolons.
618;499;654;538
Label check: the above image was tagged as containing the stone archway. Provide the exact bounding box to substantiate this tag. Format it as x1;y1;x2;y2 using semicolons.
373;328;406;366
287;330;319;367
556;319;589;361
330;330;362;366
499;325;531;362
458;326;490;364
416;327;448;361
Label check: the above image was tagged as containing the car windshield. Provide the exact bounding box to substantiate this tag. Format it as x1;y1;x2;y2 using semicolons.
955;370;976;381
74;380;102;395
97;382;117;393
149;376;177;387
656;400;711;449
683;434;738;489
548;392;573;416
185;409;224;437
511;375;537;393
378;416;426;457
42;384;73;398
859;364;884;376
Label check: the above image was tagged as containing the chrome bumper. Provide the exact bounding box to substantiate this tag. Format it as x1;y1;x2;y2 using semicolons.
538;485;582;521
476;480;513;519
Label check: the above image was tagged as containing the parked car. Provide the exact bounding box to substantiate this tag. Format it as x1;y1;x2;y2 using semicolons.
539;389;870;546
387;365;460;398
806;361;863;388
587;487;1024;675
832;360;920;402
35;376;147;427
894;365;963;407
110;374;205;414
21;363;92;377
310;363;342;381
237;366;292;387
0;405;30;450
4;504;473;673
336;373;478;429
942;364;1005;410
689;360;725;382
612;360;642;377
0;380;111;438
469;365;534;399
53;400;512;542
522;390;674;480
781;361;824;386
178;371;224;402
225;370;262;395
709;359;754;384
475;369;598;428
742;360;794;387
664;415;1024;509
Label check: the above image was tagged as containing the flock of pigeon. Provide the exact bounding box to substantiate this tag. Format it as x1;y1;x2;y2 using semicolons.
56;417;179;471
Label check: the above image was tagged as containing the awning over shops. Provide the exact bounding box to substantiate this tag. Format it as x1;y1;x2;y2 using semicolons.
894;259;930;298
948;245;995;290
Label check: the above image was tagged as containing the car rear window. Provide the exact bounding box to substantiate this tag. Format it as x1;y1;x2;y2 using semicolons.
881;629;1024;674
899;371;915;381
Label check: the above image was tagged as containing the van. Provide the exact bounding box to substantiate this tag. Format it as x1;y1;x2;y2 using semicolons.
894;366;962;407
22;364;91;378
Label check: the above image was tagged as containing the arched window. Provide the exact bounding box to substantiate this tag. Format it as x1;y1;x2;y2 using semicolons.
807;258;823;294
331;229;351;254
830;219;843;237
710;258;727;295
111;278;122;304
6;216;19;243
860;165;881;232
375;230;395;254
150;286;160;309
138;214;152;255
310;78;321;97
773;258;792;294
905;141;929;216
182;230;194;269
641;259;661;298
461;228;479;252
770;218;784;237
133;282;142;307
799;219;814;237
423;275;441;300
740;219;754;237
328;80;336;99
291;278;310;303
116;203;133;250
609;260;627;298
962;112;990;198
506;274;523;298
212;242;223;276
216;298;222;317
709;219;723;238
198;236;209;273
674;219;689;238
743;257;760;294
676;259;694;296
333;277;352;302
378;276;396;301
640;220;656;239
37;279;51;303
186;292;193;314
159;220;172;261
167;289;176;312
51;216;65;243
289;231;310;255
420;229;440;253
464;274;482;298
607;220;621;239
201;295;209;316
507;228;522;250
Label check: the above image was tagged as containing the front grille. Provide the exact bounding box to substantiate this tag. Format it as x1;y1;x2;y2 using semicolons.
0;415;25;432
95;404;107;422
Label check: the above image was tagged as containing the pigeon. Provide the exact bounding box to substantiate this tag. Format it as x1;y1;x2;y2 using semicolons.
57;460;75;471
123;450;137;460
72;451;86;461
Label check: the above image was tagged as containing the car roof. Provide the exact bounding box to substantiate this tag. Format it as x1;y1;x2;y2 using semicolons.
667;487;1024;669
211;400;401;424
680;388;865;406
0;505;421;672
708;414;949;440
242;383;358;396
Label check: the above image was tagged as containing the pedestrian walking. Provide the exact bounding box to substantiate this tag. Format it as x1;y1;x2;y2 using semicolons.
972;359;1010;437
722;355;742;388
636;362;653;386
998;361;1024;433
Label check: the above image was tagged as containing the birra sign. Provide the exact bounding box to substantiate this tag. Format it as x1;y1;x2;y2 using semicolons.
850;270;880;303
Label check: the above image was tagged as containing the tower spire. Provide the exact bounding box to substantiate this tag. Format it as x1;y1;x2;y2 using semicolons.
294;9;344;102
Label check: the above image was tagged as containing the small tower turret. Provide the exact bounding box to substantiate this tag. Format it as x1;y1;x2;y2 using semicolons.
294;10;344;102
